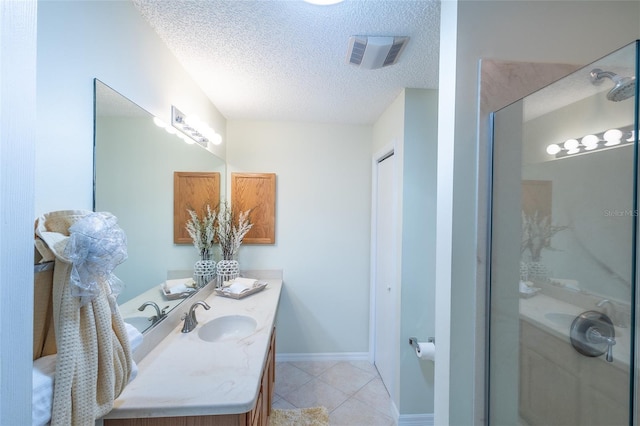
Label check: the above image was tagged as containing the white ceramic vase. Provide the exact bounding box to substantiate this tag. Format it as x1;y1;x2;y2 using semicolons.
193;259;216;288
217;259;239;285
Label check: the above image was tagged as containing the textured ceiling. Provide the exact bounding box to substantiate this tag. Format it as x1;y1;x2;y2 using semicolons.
132;0;440;125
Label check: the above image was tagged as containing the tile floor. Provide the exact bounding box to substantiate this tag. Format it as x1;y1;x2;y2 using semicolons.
272;360;396;425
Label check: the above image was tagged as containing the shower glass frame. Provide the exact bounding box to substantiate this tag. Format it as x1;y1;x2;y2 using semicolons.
486;40;640;426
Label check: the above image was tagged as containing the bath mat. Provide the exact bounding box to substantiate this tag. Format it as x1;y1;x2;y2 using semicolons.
269;406;329;426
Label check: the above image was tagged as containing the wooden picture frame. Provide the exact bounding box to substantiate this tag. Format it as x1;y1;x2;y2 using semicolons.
522;180;552;219
231;173;276;244
174;171;220;244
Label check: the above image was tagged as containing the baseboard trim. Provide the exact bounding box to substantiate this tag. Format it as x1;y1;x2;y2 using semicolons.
398;413;434;426
275;352;370;363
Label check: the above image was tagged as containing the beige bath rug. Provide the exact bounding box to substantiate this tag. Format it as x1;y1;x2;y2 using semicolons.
269;406;329;426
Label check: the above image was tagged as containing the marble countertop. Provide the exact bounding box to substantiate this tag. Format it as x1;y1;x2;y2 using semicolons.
520;293;630;368
104;278;282;419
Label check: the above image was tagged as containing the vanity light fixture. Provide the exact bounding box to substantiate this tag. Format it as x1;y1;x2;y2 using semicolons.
545;124;636;159
171;106;222;147
153;115;194;144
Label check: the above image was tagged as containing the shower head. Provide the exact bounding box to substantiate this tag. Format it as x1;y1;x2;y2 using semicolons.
590;68;636;102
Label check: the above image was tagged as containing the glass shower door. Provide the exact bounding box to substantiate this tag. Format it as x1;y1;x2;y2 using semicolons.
488;41;638;426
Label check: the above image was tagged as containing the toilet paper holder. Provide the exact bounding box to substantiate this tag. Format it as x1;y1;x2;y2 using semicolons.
409;336;434;350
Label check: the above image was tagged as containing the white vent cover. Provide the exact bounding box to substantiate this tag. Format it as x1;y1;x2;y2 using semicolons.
346;36;409;69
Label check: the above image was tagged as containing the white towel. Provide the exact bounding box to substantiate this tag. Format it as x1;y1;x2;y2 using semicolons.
224;282;252;295
232;277;258;287
33;355;56;426
124;322;143;353
167;283;189;294
32;326;142;426
165;278;194;290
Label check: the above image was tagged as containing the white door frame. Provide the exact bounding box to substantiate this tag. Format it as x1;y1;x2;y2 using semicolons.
0;1;38;424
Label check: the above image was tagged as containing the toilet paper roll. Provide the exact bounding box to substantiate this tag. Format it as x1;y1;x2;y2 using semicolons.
415;341;436;361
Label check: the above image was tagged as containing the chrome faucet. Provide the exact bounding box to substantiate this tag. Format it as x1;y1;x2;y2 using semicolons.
586;326;617;362
181;301;211;333
596;299;627;328
138;301;169;325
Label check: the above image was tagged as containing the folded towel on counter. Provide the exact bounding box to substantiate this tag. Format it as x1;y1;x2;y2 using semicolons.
224;282;254;295
550;278;581;292
221;278;266;295
164;278;195;293
167;283;190;295
230;277;258;287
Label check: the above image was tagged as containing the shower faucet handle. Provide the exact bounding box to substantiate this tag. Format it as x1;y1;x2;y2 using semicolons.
569;311;616;363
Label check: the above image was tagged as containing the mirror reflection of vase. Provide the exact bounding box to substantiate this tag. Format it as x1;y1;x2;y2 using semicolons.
217;259;239;285
194;259;216;288
526;261;550;282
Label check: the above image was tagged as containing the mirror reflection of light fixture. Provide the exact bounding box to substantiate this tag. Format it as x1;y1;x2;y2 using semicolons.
153;116;184;139
603;128;623;146
581;134;599;150
545;124;636;159
171;106;222;147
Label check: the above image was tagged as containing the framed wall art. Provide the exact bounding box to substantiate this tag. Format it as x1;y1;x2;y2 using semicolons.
231;173;276;244
174;171;220;244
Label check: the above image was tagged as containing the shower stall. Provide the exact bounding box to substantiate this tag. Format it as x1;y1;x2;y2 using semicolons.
488;41;639;425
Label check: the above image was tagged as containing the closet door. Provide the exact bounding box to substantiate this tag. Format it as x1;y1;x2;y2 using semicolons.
374;152;397;395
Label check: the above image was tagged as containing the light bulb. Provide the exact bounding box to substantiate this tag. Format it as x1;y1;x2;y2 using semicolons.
211;133;223;146
201;126;216;140
581;134;599;150
180;133;195;144
626;130;635;142
546;144;561;155
604;129;623;146
153;117;167;128
564;139;579;151
165;126;177;135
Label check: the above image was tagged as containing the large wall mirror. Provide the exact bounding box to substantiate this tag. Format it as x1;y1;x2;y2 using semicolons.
94;79;226;332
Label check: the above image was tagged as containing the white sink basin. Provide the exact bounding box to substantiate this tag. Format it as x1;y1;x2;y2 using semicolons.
544;312;576;328
124;316;154;333
198;315;257;342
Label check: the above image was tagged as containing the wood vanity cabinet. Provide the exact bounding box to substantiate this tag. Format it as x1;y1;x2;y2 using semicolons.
105;328;276;426
519;321;627;426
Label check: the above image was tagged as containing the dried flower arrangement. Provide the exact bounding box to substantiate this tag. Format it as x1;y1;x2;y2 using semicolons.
521;210;568;262
185;205;216;260
215;200;253;260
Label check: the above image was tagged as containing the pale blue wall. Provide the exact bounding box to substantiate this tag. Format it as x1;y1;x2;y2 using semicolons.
227;120;373;354
36;0;225;216
372;88;439;416
399;89;438;414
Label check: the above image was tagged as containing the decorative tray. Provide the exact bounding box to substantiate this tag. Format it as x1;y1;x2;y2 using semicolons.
519;287;541;299
161;280;197;300
215;281;268;300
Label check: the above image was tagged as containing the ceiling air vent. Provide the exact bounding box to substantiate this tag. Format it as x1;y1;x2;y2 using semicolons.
346;36;409;70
